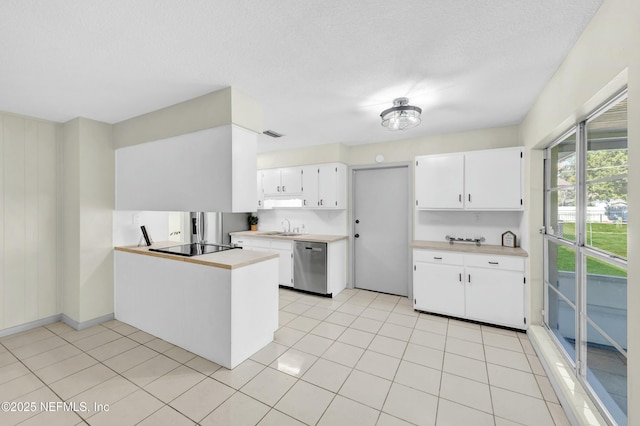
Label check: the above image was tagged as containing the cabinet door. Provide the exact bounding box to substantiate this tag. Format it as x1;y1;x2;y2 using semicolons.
262;170;282;195
415;154;464;209
272;248;293;287
256;171;264;209
271;240;293;286
301;166;319;208
318;164;338;208
414;262;465;317
464;148;523;210
465;267;525;328
280;168;303;194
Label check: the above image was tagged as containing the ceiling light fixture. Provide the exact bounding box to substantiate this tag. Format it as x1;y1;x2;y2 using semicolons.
380;97;422;130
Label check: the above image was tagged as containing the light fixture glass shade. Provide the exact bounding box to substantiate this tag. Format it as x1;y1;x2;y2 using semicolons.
380;97;422;130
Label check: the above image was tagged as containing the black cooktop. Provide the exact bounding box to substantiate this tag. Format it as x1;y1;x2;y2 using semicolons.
149;243;236;257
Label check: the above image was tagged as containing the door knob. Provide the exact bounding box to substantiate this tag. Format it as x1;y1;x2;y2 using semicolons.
354;234;360;238
355;219;360;224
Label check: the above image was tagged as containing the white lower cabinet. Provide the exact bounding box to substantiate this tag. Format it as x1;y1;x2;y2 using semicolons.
414;262;465;318
270;240;293;287
231;237;293;287
413;249;526;329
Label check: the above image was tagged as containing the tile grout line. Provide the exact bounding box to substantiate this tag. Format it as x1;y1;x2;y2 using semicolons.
0;337;88;425
3;288;568;426
479;318;498;425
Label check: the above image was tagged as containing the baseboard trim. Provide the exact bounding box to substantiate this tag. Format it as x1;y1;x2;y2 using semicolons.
0;314;63;338
0;312;116;338
61;313;114;331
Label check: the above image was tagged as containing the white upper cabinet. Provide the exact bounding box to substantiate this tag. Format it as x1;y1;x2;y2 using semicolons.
301;165;319;208
464;148;523;210
281;168;303;194
256;171;264;209
415;153;464;209
260;162;346;210
415;147;523;211
261;170;281;196
262;168;303;196
317;164;345;208
116;124;257;212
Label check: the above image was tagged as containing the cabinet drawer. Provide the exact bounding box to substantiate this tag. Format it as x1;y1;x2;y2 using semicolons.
270;240;292;251
464;254;524;272
252;239;271;249
413;250;464;266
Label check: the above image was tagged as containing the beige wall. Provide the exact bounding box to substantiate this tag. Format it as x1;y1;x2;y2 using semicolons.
63;118;115;324
0;112;60;332
257;142;348;169
347;126;520;165
62;119;81;321
114;87;263;149
258;126;520;169
519;0;638;422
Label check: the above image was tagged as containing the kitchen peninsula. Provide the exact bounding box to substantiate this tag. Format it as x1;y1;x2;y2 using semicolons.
114;241;279;369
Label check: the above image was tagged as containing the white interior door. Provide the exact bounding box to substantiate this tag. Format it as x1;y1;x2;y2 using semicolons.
353;166;409;296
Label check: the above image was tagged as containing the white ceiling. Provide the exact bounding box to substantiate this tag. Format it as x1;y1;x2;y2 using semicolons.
1;0;603;152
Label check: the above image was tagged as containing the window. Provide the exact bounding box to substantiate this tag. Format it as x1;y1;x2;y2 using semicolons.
543;91;627;425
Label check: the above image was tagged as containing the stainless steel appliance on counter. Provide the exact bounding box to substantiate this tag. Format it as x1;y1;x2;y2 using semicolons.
294;241;329;296
189;212;250;245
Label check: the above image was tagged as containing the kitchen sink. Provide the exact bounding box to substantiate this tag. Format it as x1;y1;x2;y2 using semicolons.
260;231;302;236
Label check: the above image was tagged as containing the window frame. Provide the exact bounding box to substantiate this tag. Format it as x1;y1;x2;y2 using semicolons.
543;89;628;426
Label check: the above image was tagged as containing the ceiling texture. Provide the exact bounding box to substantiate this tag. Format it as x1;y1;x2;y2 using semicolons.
0;0;603;152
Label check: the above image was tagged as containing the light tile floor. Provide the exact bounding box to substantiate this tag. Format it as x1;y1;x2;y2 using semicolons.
0;288;570;425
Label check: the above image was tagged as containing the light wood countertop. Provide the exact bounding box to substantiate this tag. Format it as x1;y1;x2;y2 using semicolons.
114;241;279;270
230;230;347;243
411;240;528;257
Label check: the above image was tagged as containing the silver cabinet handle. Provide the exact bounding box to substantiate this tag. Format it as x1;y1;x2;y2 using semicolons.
468;274;471;283
459;273;462;282
488;261;499;265
459;194;462;202
433;257;442;260
468;194;471;202
282;185;286;192
277;185;281;192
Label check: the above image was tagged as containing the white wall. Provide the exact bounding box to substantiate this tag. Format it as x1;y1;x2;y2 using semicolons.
256;209;347;235
415;211;524;247
113;211;176;246
519;0;639;422
0;112;60;332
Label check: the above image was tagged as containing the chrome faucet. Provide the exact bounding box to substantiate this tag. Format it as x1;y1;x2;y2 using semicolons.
281;218;291;233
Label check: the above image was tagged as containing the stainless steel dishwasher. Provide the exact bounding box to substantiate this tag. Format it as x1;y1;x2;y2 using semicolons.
293;241;328;295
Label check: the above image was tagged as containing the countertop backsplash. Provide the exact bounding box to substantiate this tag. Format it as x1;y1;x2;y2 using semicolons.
415;210;525;248
113;210;177;246
256;208;348;236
